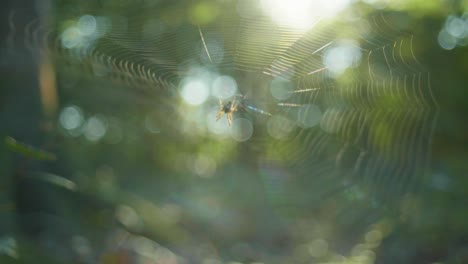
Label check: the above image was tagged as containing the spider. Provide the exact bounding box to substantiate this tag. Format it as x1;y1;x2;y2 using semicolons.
216;96;240;126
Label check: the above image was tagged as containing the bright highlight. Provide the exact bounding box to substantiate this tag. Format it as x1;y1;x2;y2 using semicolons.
260;0;351;30
181;79;209;106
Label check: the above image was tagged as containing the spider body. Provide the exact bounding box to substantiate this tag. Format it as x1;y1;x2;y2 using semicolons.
222;101;234;113
215;94;273;126
216;97;240;126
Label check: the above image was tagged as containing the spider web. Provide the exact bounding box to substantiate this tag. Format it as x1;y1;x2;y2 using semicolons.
4;0;439;261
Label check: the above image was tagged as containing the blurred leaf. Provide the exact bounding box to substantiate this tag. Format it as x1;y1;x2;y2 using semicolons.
4;136;56;161
28;172;77;192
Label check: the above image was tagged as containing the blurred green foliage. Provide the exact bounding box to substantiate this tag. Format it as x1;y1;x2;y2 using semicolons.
1;0;467;263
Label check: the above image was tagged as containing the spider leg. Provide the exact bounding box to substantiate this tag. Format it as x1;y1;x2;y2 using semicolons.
227;113;232;126
216;110;224;121
216;99;225;121
231;97;239;112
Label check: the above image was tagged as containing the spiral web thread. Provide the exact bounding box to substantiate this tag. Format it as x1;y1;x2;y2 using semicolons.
5;1;438;221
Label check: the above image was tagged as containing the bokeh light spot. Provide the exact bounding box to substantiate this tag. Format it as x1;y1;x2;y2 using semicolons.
190;1;219;25
323;40;362;76
207;107;230;137
61;26;83;49
212;75;238;99
297;104;322;128
77;15;97;36
270;78;294;100
194;155;217;178
267;115;295;139
230;118;253;142
59;105;84;131
116;205;143;231
431;173;451;191
445;15;466;38
438;29;457;50
181;79;210;105
84;115;107;142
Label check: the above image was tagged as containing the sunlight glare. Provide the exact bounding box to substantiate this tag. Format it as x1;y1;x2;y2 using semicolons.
260;0;351;30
